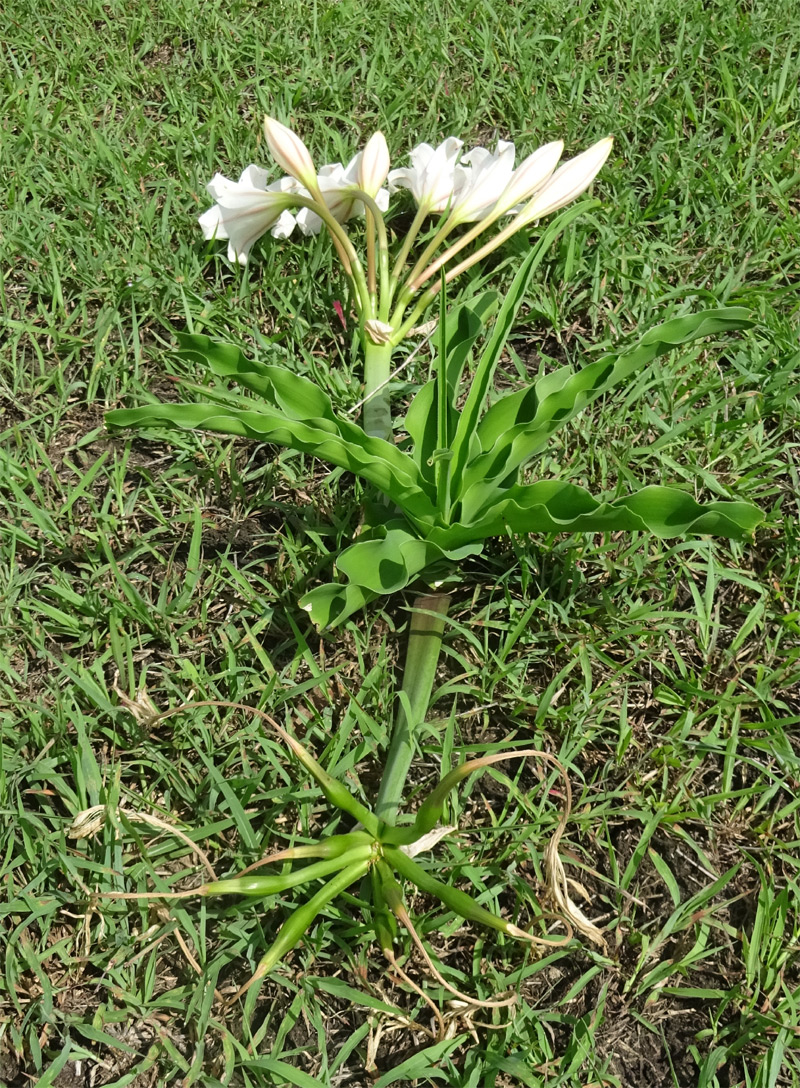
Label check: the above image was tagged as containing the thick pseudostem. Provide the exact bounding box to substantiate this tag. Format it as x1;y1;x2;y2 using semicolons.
375;593;451;825
361;339;394;439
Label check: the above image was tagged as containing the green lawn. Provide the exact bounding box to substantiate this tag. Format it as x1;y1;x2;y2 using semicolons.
2;0;800;1085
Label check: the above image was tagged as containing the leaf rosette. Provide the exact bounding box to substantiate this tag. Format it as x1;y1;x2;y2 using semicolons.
108;256;762;627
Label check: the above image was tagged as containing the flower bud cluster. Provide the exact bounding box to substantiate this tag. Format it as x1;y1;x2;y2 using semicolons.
199;116;612;272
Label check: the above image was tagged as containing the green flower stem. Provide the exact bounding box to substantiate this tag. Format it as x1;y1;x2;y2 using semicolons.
390;287;439;346
361;338;395;440
288;194;371;315
410;210;503;291
389;204;431;300
365;208;377;302
375;593;451;825
349;188;391;305
398;216;457;302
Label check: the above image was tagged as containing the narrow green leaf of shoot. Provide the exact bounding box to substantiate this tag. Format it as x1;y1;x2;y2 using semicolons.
384;845;532;941
279;731;381;837
230;857;372;1003
204;845;373;898
383;747;560;846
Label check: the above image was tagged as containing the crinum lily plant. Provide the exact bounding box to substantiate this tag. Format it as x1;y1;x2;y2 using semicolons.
105;117;762;1016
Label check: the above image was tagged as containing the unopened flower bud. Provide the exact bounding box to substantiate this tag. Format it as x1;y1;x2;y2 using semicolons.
263;116;318;190
358;132;391;197
515;136;613;228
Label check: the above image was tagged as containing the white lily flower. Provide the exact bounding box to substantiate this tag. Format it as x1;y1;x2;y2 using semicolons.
491;140;564;218
263;116;318;190
388;136;464;214
294;154;390;237
514;136;614;228
446;140;516;224
198;165;297;266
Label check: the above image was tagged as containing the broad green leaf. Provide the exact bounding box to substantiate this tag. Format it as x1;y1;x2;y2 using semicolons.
301;526;480;627
447;202;596;504
462;307;755;493
404;379;437;485
300;580;376;629
107;401;437;521
438;482;763;546
179;336;438;495
435;289;498;413
405;293;499;487
336;526;479;595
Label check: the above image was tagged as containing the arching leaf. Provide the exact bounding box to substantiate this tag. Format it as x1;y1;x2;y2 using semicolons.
460;307;755;495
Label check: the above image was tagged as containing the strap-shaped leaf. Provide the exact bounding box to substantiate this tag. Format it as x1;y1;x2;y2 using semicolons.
404;379;438;486
447;203;596;506
432;481;763;547
177;333;439;502
460;308;755;496
175;333;282;401
106;402;437;522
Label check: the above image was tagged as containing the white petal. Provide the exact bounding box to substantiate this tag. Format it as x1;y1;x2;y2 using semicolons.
198;204;229;240
269;210;297;240
449;140;516;222
263;116;318;189
206;171;236;201
238;164;269;189
198;167;296;263
359;133;390;196
388;137;464;212
296;206;325;235
388;164;420;196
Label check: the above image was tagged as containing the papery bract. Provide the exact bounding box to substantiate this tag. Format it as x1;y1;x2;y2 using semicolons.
388;137;464;214
364;319;395;344
198;165;297;266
